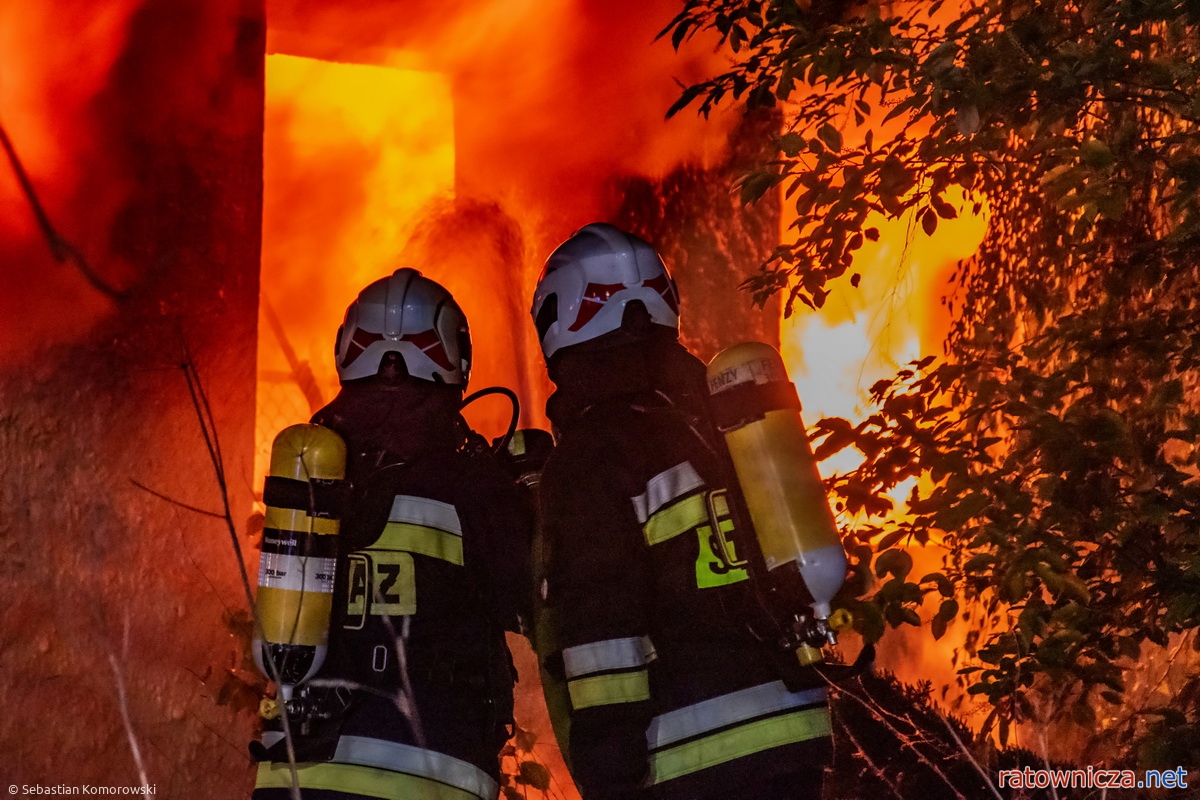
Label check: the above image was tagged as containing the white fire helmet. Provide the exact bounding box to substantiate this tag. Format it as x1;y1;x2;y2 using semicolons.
531;223;680;360
334;268;471;385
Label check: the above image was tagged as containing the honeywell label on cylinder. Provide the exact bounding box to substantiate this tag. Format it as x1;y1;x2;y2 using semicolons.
258;553;336;593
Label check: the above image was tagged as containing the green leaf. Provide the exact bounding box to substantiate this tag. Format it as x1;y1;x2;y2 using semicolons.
779;132;805;157
875;548;914;581
1080;138;1115;169
1017;604;1046;642
920;572;954;597
876;529;907;551
934;491;989;531
852;600;886;644
666;85;704;119
932;599;959;640
739;171;776;204
932;196;958;220
514;725;537;752
956;105;980;135
920;207;938;236
729;23;745;53
813;419;857;461
516;761;551;791
817;123;843;152
670;18;693;50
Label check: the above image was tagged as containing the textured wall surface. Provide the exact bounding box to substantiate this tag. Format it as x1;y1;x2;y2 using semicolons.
0;1;264;795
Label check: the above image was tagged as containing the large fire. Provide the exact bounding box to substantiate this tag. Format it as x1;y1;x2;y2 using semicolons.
784;195;989;709
255;0;996;789
0;2;140;356
1;0;1012;792
257;53;456;478
256;2;741;794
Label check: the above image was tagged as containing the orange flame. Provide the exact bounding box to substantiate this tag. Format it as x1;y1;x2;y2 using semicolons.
255;3;738;792
781;193;989;711
0;2;139;357
255;54;456;478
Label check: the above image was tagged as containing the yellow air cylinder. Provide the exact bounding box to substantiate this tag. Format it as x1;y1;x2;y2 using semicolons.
252;423;347;696
707;342;846;620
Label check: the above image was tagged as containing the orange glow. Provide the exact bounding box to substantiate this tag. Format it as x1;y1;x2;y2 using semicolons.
780;193;988;709
255;5;735;790
256;46;581;796
0;2;138;356
255;54;455;481
783;191;986;478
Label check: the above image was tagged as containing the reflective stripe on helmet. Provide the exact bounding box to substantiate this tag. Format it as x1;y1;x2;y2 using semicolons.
531;223;680;359
255;735;499;800
646;682;830;784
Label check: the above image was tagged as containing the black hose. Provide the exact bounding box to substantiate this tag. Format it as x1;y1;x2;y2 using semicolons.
460;386;521;456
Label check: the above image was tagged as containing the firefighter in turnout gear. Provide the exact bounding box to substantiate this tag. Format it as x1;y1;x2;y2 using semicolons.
530;224;833;800
252;268;533;800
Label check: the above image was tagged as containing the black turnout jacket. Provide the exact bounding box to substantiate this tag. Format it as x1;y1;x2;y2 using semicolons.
538;339;832;800
254;381;532;800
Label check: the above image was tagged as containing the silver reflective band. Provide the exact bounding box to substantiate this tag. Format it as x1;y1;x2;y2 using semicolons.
257;553;337;593
388;495;463;536
631;462;705;523
563;636;655;679
647;681;827;750
333;735;499;800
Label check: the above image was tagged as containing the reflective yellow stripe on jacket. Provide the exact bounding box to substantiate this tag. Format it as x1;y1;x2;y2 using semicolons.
632;462;708;546
646;682;830;784
372;495;465;565
255;735;499;800
563;636;656;710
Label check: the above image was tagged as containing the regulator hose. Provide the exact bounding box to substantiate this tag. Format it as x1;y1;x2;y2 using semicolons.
460;386;521;456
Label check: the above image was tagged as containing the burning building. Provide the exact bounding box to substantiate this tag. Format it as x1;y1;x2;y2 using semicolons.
0;0;786;793
0;0;998;793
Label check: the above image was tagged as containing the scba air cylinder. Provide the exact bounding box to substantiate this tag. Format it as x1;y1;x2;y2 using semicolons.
253;423;347;697
706;342;847;620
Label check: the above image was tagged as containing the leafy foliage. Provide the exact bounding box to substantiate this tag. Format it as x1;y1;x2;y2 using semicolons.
664;0;1200;763
499;722;556;799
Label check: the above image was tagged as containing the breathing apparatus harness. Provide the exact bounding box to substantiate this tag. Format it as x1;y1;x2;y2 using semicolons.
705;342;874;683
252;384;532;762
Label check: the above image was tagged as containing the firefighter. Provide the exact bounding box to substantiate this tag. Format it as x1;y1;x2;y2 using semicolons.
253;268;532;800
530;224;833;800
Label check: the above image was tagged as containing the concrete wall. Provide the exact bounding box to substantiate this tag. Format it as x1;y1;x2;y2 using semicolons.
0;2;264;795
